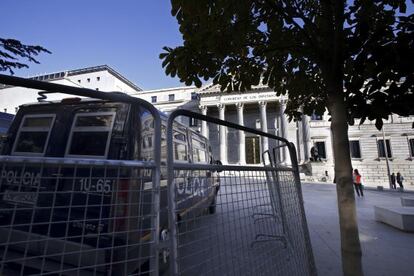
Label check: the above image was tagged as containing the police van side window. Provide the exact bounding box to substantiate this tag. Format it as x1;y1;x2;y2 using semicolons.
192;134;207;163
66;112;115;158
174;130;188;161
12;114;56;156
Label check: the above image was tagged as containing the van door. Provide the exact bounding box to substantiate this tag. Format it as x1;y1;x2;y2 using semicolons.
188;131;216;214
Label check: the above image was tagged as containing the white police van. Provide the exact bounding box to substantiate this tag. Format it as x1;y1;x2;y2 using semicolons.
0;98;220;275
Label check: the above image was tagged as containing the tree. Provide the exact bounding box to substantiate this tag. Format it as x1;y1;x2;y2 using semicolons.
0;38;51;74
160;1;413;275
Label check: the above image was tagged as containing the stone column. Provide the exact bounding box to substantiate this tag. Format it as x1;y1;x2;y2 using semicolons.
272;116;281;163
217;103;227;164
236;103;245;164
301;114;312;161
325;134;333;163
200;105;208;138
259;101;269;163
279;99;289;163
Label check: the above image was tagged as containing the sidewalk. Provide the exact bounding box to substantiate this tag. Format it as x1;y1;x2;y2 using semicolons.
302;182;414;276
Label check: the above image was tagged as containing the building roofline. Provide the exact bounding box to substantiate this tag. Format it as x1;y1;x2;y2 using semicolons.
133;85;197;95
67;65;142;91
1;65;142;92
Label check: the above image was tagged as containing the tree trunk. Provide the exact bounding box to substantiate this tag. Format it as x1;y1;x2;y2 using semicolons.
327;90;363;276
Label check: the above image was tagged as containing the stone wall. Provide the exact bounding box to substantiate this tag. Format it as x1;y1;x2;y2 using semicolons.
352;160;414;189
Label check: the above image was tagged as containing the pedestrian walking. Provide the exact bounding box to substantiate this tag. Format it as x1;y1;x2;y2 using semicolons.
390;173;396;189
353;169;364;197
396;172;404;189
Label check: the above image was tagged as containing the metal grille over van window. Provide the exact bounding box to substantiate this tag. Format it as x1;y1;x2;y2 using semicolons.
66;112;115;158
12;115;55;155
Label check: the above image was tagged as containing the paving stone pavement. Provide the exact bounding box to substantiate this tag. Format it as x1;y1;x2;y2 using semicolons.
302;182;414;276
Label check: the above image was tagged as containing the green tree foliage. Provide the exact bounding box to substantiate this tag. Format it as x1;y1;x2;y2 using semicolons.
161;1;413;275
0;38;51;75
161;0;413;126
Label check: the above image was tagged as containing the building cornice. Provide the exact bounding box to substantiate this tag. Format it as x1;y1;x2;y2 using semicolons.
136;86;197;95
198;82;274;96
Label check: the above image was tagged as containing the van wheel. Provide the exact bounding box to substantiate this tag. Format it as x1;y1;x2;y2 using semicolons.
208;197;217;214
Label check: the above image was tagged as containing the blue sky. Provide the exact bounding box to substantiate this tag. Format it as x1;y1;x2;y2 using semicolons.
2;1;413;90
1;0;184;90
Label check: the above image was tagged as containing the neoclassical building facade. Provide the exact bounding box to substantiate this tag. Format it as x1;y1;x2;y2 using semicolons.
197;84;312;166
195;84;414;188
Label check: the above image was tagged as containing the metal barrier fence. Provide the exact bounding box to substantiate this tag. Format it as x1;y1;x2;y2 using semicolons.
0;157;158;275
167;110;316;276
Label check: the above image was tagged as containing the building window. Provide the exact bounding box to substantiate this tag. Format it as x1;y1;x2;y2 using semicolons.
87;78;90;83
350;140;361;158
189;117;198;127
315;141;326;159
377;139;392;158
168;94;175;101
311;112;323;120
97;76;100;81
151;96;157;103
409;138;414;157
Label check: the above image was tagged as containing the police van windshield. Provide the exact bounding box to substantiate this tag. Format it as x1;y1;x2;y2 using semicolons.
66;112;115;158
12;114;55;155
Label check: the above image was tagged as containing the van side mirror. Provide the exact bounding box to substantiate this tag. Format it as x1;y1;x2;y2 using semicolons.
214;160;223;173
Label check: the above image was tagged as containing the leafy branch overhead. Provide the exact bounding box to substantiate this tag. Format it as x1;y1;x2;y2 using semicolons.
160;0;413;129
0;38;51;75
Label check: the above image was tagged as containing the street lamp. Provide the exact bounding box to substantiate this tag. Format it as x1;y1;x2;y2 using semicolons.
381;126;392;189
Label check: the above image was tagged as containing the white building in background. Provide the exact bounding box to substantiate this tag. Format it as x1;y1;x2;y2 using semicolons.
1;65;413;188
131;86;200;126
0;65;141;114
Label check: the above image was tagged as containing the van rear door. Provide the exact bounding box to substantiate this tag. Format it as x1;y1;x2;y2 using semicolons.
0;106;127;271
